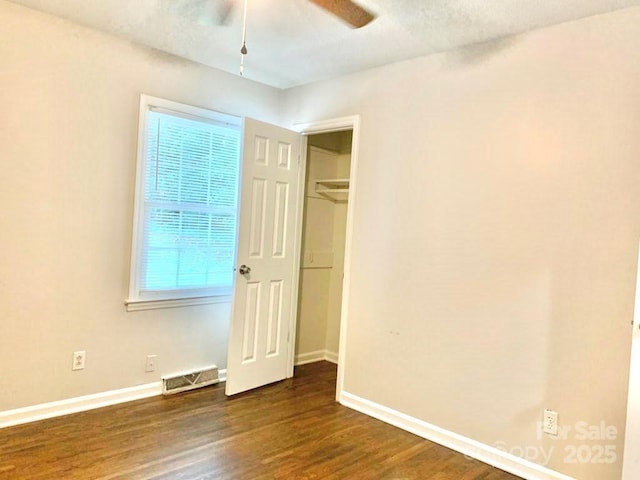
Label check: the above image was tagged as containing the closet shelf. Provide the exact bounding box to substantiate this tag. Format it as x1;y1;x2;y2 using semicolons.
314;178;349;200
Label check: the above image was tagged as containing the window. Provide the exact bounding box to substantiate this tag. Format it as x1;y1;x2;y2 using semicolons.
127;95;241;311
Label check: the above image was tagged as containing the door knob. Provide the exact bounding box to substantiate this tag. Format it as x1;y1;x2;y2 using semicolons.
238;264;251;275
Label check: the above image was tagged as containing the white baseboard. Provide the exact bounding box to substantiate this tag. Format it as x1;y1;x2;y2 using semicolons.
324;350;338;364
0;368;228;429
339;391;575;480
0;382;162;429
295;349;339;366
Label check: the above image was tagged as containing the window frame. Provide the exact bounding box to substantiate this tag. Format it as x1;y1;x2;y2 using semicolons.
126;95;242;311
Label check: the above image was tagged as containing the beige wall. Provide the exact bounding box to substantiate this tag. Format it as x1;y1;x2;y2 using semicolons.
0;1;282;411
284;8;640;480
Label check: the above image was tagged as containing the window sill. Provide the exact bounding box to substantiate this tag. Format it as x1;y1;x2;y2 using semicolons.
125;295;232;312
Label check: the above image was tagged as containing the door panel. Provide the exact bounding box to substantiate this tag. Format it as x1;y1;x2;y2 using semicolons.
226;118;301;396
266;280;283;357
249;178;267;258
241;282;260;363
278;142;292;169
272;182;289;257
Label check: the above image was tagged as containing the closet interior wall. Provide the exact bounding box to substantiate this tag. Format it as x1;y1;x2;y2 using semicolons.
295;131;352;365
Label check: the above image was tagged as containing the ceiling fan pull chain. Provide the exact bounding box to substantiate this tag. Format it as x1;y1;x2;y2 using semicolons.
239;0;249;76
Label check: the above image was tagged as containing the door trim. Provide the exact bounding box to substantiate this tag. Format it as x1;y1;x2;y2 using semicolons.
290;115;361;402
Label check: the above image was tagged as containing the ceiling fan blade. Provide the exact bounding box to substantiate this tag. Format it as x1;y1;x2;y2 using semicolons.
309;0;375;28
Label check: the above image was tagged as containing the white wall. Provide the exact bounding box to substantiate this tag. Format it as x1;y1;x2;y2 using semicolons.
0;0;282;411
283;8;640;480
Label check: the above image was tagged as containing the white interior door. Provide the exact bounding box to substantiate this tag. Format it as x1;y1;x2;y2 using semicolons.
622;242;640;478
225;118;302;396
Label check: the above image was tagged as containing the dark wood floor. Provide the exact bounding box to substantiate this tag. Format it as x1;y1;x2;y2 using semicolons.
0;362;521;479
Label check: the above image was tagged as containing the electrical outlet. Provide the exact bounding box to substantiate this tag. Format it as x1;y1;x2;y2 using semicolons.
543;409;559;436
72;351;86;371
145;355;157;372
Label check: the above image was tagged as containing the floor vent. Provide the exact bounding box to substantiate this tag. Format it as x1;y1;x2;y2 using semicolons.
162;366;219;395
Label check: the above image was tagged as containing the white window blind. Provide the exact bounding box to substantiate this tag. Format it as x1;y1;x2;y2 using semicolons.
128;96;241;309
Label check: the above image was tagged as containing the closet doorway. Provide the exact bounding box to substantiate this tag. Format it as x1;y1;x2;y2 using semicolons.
294;130;352;374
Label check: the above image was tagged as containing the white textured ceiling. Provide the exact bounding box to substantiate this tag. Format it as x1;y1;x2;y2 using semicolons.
6;0;640;88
